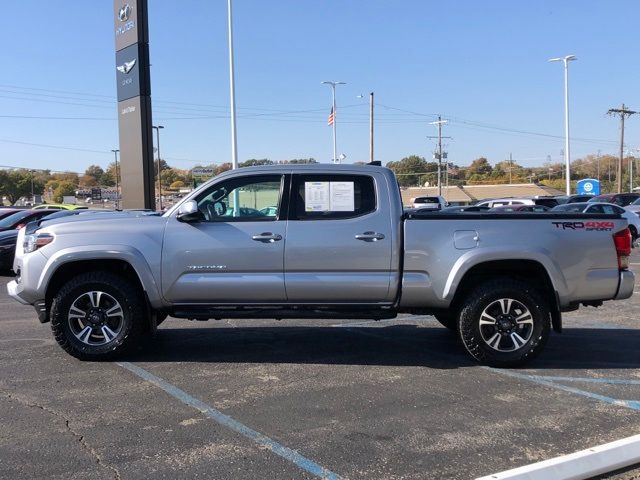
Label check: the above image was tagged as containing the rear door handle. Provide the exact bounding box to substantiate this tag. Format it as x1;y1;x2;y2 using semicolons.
355;231;385;242
252;232;283;243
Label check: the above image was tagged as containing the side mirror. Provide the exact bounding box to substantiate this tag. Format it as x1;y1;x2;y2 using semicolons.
176;200;200;223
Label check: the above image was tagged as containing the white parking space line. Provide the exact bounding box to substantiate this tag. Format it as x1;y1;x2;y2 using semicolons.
117;362;344;480
475;433;640;480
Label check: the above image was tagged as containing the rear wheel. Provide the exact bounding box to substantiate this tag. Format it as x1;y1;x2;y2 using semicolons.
458;278;550;367
50;272;145;360
629;225;638;242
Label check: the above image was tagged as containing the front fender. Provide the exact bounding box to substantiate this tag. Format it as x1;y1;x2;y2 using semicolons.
38;245;164;308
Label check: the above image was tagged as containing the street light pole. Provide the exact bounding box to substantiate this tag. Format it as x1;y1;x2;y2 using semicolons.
369;92;374;163
549;55;577;195
227;0;238;170
322;81;346;163
111;149;120;209
152;126;164;211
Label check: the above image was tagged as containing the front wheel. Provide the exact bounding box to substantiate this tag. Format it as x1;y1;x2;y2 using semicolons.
458;278;550;367
50;272;145;360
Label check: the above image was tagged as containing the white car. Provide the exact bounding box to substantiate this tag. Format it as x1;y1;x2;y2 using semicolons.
551;201;640;241
475;197;559;209
625;197;640;214
410;196;447;210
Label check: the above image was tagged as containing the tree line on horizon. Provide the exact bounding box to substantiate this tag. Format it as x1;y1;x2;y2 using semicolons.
0;153;634;204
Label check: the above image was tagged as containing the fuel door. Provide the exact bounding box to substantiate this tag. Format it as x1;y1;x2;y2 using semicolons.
454;230;479;250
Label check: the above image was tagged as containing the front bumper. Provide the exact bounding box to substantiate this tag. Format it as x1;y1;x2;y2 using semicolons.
7;279;30;305
615;270;635;300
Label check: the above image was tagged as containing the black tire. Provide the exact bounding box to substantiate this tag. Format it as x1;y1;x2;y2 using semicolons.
155;312;168;326
458;278;550;367
434;313;457;331
629;225;638;242
50;271;146;360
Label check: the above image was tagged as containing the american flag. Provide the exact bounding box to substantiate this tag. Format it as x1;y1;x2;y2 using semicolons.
327;107;335;126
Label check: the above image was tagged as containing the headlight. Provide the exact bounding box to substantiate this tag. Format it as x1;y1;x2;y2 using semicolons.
23;233;54;253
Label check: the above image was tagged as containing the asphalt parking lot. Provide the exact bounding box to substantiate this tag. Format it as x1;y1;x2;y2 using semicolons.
1;257;640;480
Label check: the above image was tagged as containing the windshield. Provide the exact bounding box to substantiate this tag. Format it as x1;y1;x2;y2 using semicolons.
414;197;440;204
0;210;32;229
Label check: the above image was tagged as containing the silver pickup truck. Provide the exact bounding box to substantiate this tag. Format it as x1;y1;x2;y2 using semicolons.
7;164;635;366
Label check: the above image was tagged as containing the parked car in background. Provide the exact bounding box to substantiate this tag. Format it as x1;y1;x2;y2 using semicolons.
475;197;558;208
410;196;447;210
587;193;640;207
0;208;23;220
439;205;491;213
624;197;640;214
0;209;59;232
554;194;597;204
0;209;62;270
33;204;89;211
551;202;640;240
488;205;550;213
0;210;149;272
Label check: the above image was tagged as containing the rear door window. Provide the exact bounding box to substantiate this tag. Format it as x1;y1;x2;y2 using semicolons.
291;174;376;220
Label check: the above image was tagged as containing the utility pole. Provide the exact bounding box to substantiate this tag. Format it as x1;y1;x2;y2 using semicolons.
428;117;450;196
596;149;601;182
607;104;637;193
509;153;513;184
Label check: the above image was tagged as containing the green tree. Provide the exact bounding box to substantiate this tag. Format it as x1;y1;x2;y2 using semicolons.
160;168;180;187
53;181;77;203
240;159;273;167
0;170;45;204
287;158;317;164
386;155;432;187
84;165;105;184
170;180;185;189
467;157;493;177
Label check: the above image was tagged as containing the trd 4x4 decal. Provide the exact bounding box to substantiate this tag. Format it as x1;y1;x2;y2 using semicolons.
552;221;615;231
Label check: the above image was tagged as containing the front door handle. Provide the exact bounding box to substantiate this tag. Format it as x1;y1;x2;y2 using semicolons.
252;232;283;243
355;231;385;242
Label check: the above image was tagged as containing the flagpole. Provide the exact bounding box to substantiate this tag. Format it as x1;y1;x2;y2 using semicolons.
322;81;345;164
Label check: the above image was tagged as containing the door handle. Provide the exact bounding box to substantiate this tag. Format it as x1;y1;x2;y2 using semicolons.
252;232;283;243
355;231;385;242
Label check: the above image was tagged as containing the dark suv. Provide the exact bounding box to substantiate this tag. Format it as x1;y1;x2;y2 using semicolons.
587;193;640;207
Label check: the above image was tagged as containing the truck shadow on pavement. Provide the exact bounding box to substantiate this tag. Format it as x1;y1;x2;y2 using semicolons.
126;324;640;370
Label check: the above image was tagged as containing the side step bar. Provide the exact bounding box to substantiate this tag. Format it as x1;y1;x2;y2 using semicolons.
171;305;398;321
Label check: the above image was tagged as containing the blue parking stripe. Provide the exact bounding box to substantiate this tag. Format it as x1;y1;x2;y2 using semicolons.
531;375;640;386
486;367;640;411
118;362;344;480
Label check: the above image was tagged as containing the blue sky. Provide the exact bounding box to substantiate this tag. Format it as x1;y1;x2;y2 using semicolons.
2;0;639;173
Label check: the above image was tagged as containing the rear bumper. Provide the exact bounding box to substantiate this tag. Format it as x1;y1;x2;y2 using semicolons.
615;270;635;300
